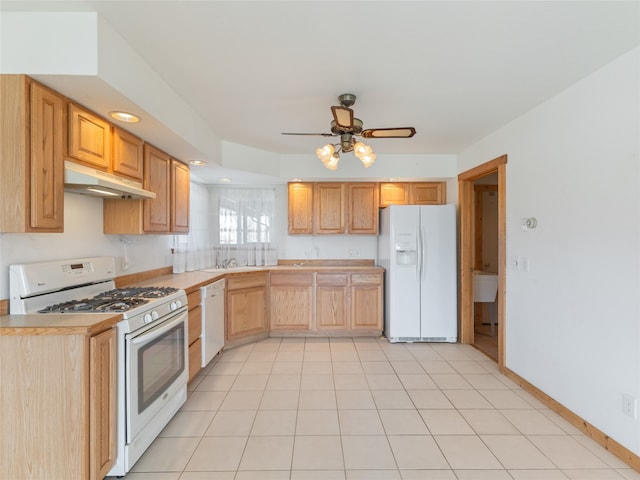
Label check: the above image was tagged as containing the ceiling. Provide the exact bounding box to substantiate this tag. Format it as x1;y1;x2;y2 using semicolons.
2;1;639;183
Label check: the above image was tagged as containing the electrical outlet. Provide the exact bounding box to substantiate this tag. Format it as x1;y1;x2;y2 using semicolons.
518;256;529;272
348;248;360;257
623;394;637;419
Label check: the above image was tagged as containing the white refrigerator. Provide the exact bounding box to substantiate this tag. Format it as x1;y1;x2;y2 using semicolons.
378;204;457;342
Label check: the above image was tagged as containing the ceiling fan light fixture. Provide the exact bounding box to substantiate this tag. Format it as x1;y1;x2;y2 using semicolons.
286;93;415;171
359;152;376;168
353;141;372;158
324;152;340;170
316;144;335;162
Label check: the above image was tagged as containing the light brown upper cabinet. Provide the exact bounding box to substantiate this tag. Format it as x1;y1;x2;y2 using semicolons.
68;103;112;170
347;182;379;234
314;183;346;234
69;105;146;182
379;182;446;206
103;145;190;235
288;183;314;234
170;158;190;233
0;75;65;233
143;145;171;233
288;182;380;235
409;182;445;204
379;182;410;206
112;127;144;181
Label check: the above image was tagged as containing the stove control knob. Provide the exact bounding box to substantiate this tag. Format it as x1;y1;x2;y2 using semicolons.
143;313;153;324
151;310;160;320
175;299;183;308
170;301;177;311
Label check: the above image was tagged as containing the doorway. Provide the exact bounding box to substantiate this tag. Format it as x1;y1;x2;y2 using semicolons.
458;155;507;367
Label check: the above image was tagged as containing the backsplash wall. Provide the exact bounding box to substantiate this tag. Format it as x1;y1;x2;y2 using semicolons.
0;192;173;301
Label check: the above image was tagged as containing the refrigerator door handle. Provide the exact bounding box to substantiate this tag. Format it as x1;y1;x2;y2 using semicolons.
422;227;427;281
417;227;423;281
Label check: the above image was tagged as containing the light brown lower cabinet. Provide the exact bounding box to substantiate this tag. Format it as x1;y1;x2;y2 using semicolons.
270;272;314;330
226;273;269;345
269;269;383;335
316;273;349;330
351;273;384;330
0;327;116;480
187;289;202;381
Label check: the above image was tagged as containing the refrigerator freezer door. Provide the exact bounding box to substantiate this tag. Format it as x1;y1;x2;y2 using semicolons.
419;205;457;341
383;206;421;340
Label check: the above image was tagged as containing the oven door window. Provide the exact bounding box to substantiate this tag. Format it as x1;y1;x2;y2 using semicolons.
137;323;185;413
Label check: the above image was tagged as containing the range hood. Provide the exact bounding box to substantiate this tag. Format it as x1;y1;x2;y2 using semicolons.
64;161;156;199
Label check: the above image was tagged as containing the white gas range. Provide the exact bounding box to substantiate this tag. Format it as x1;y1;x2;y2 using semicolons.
9;257;189;476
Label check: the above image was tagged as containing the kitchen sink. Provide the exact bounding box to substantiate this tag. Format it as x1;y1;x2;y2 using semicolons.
199;266;266;274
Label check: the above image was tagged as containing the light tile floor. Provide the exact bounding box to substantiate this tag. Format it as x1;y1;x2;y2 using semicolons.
117;337;640;480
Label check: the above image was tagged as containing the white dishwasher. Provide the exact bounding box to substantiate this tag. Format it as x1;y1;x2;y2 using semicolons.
201;278;225;367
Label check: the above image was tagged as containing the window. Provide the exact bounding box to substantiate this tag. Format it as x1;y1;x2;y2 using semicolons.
213;187;278;266
219;201;271;245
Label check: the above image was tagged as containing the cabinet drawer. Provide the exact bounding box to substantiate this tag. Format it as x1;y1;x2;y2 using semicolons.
270;272;313;286
188;305;202;344
351;273;383;284
188;338;201;381
317;273;348;285
187;290;201;309
227;274;266;290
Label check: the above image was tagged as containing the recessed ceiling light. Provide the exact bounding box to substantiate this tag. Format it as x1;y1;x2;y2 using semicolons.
189;160;207;166
219;178;232;183
109;111;140;123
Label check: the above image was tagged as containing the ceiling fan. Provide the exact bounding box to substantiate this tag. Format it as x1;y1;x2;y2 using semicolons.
282;93;416;169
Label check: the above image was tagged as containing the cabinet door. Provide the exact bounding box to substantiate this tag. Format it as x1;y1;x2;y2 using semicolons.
316;286;348;330
288;183;313;234
171;159;190;233
227;286;267;341
89;328;116;480
188;304;202;344
68;103;111;170
143;144;171;233
350;284;383;330
189;338;202;382
112;127;143;180
314;183;345;234
316;273;348;330
270;273;314;330
379;182;409;207
30;82;65;231
409;182;445;205
347;183;379;234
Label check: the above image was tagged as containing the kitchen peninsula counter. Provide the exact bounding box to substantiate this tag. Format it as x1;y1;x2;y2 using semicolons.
0;312;122;336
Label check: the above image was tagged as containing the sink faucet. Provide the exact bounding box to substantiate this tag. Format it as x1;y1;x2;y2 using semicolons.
221;258;237;269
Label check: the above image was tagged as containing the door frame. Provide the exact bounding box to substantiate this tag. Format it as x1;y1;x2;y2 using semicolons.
458;155;507;367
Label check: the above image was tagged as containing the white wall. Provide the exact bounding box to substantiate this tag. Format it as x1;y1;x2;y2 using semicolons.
0;193;173;300
459;47;640;455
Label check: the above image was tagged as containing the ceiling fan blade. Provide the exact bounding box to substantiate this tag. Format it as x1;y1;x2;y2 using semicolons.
361;127;416;139
331;106;354;128
281;132;336;137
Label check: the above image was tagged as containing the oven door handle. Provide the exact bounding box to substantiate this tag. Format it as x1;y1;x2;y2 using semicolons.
129;310;187;346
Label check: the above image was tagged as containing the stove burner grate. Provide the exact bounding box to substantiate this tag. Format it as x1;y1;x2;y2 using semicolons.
38;296;150;313
99;286;179;299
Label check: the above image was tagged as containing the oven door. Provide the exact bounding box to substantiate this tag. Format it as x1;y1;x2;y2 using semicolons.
125;308;188;444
